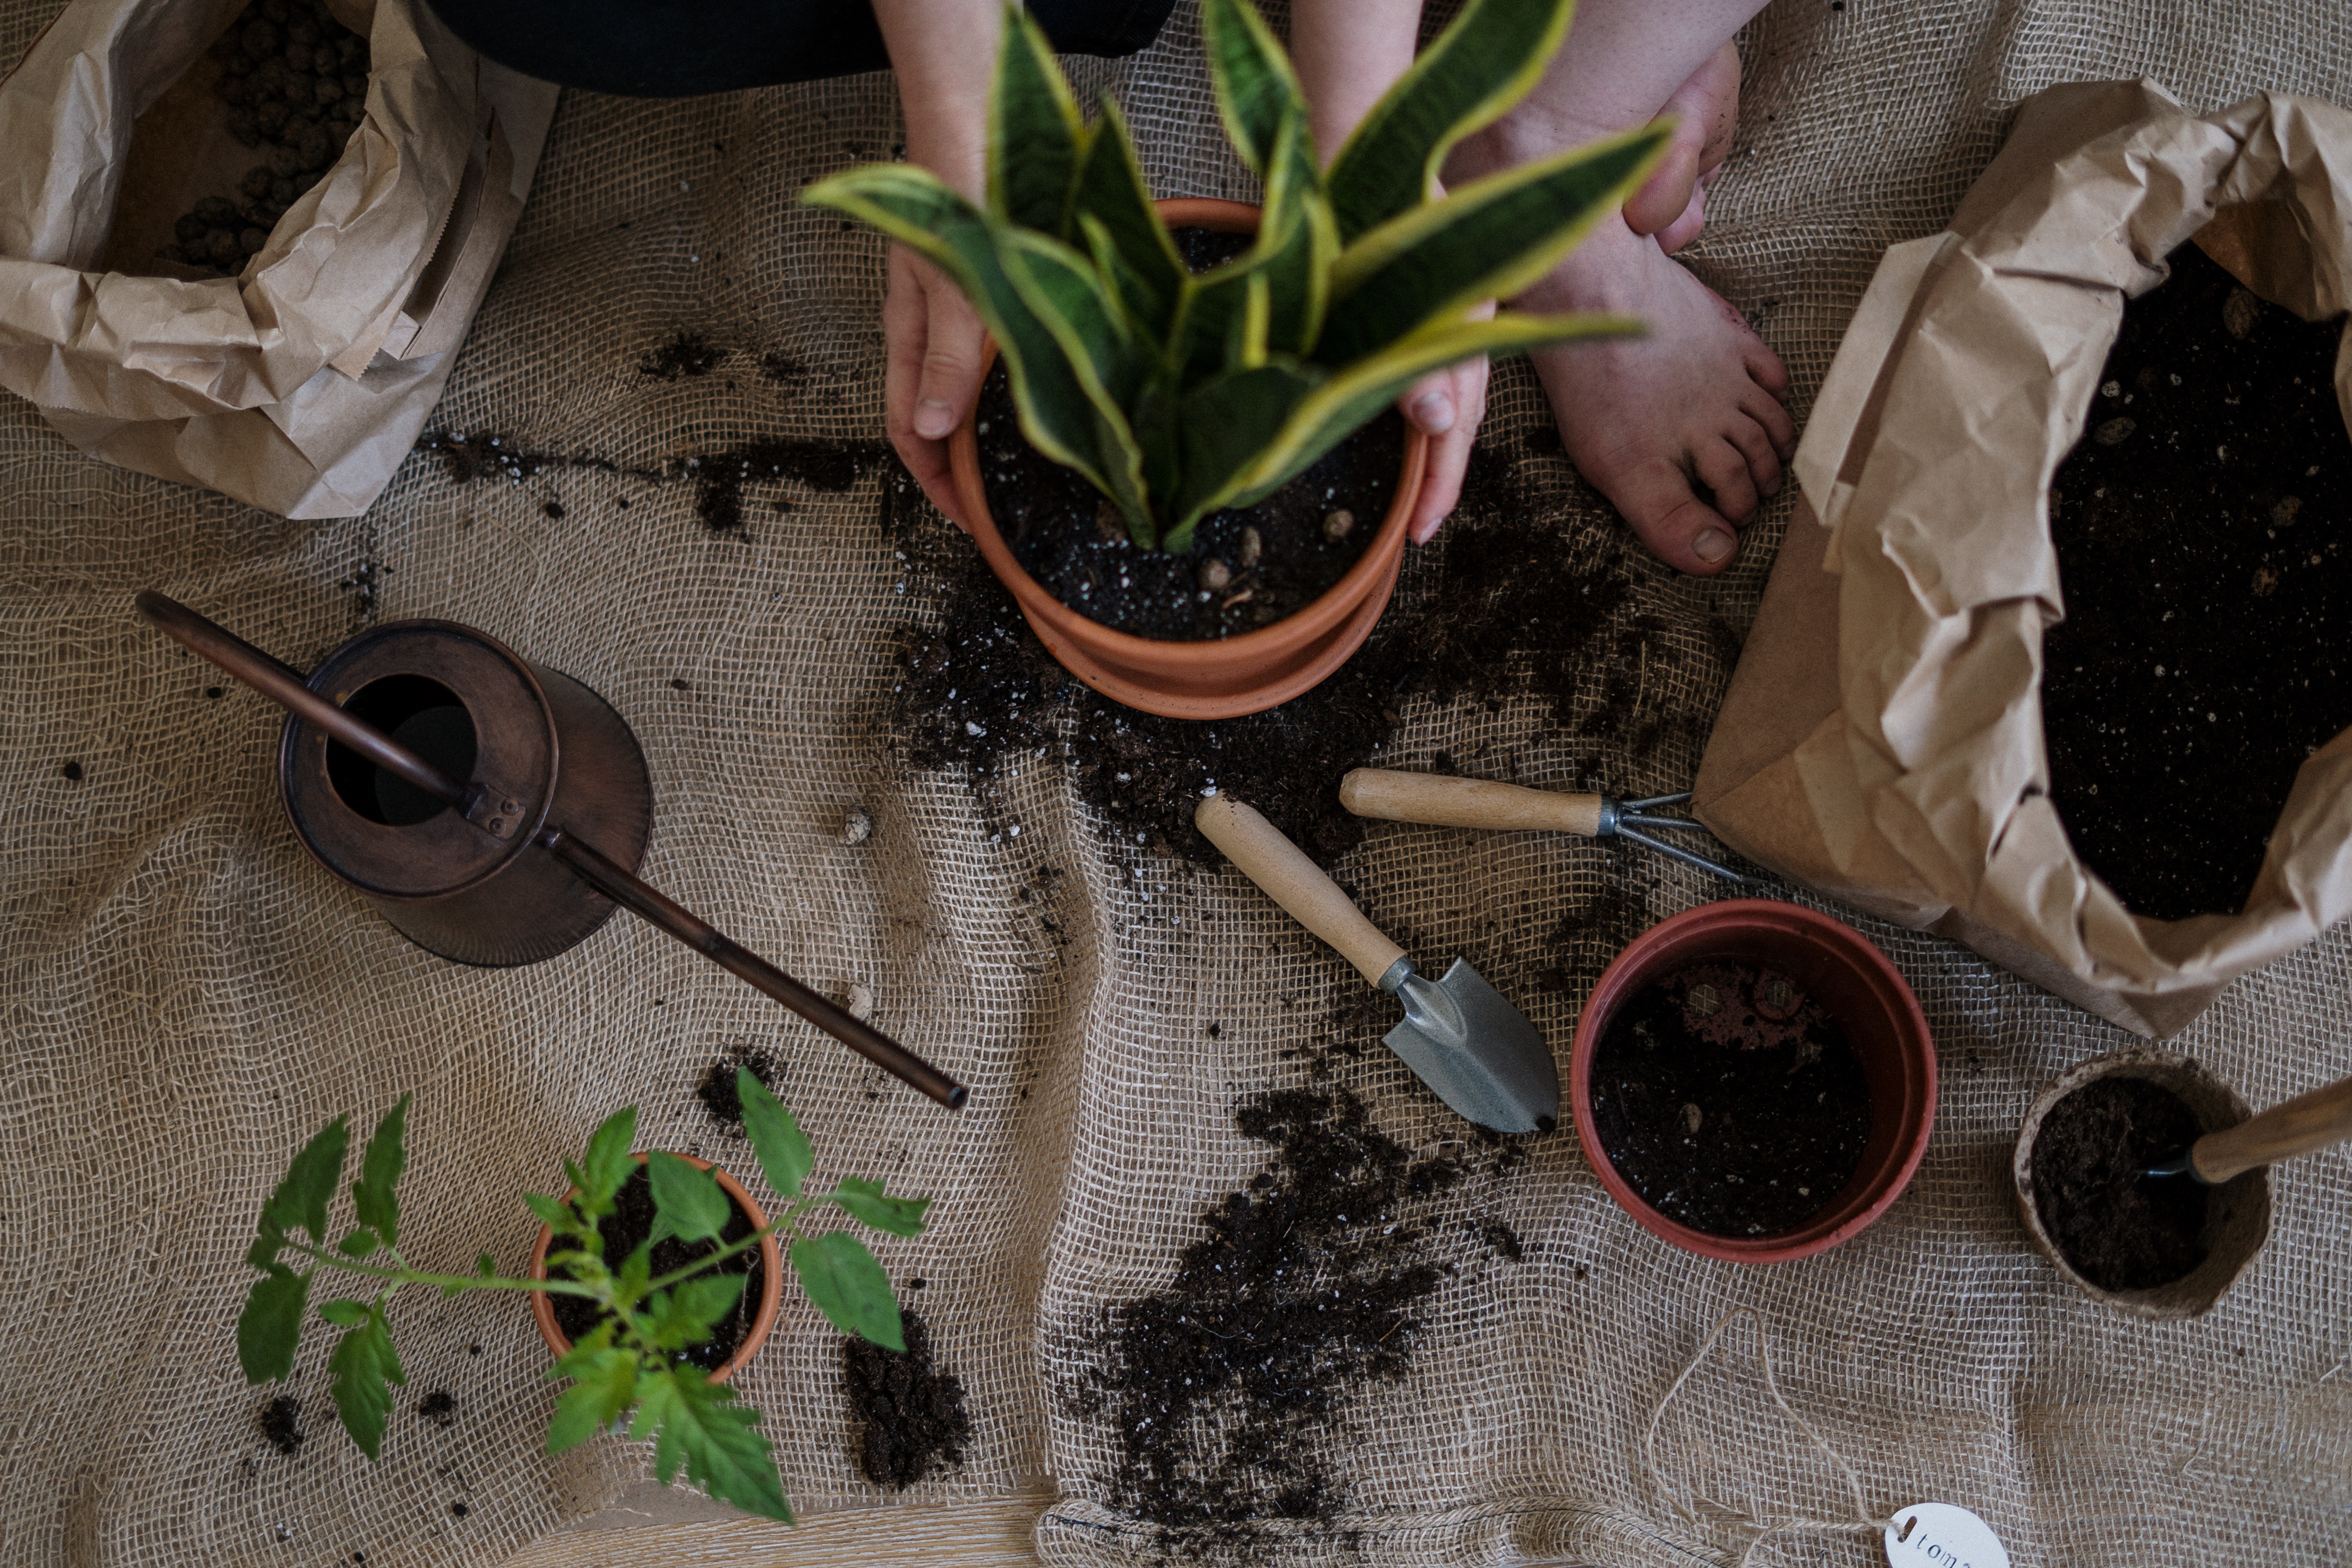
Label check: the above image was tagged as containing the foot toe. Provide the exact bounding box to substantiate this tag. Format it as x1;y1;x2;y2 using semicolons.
1601;455;1743;576
1693;438;1761;524
1726;410;1786;495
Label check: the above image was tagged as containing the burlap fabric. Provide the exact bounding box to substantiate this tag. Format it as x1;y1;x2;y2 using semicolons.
3;2;2347;1565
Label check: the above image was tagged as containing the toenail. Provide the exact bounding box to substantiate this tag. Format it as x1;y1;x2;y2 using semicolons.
1693;528;1733;563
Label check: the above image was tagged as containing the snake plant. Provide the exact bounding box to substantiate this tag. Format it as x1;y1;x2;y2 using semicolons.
806;0;1664;554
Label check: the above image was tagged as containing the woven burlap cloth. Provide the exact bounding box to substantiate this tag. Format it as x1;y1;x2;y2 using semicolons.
4;2;2347;1564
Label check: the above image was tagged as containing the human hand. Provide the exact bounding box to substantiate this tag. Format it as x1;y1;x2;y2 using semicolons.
882;243;987;532
1399;299;1496;544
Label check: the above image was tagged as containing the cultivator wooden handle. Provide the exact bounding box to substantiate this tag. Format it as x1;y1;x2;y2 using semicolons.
1340;769;1606;835
2188;1073;2352;1183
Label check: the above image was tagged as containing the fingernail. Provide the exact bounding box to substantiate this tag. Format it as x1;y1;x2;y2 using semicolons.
1693;528;1733;563
1410;392;1454;435
914;399;955;439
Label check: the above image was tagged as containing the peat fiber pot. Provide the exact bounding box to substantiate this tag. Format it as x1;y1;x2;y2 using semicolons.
949;197;1431;720
1570;900;1937;1264
278;618;653;967
2013;1049;2271;1321
528;1152;785;1384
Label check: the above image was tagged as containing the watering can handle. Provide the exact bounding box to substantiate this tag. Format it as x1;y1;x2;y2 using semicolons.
1339;769;1608;837
133;591;968;1111
1195;794;1406;989
2192;1074;2352;1183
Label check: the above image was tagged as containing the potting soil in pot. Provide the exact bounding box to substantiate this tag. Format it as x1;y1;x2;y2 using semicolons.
2028;1076;2210;1292
545;1167;766;1373
979;223;1403;642
979;367;1404;641
1587;962;1872;1237
2041;240;2352;920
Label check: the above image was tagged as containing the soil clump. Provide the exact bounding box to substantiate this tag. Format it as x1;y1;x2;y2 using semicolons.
2029;1075;2210;1292
839;1310;973;1487
1587;962;1871;1237
695;1045;783;1136
638;331;725;382
416;1390;456;1428
976;365;1401;641
163;0;372;275
411;427;881;531
258;1394;303;1456
546;1166;766;1372
1068;1087;1534;1543
2043;239;2352;919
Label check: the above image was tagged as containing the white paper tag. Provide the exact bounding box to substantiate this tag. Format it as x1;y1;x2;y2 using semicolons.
1886;1503;2008;1568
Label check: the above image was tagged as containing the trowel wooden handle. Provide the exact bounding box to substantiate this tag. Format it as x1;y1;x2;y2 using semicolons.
1195;795;1406;988
2193;1074;2352;1183
1340;768;1606;837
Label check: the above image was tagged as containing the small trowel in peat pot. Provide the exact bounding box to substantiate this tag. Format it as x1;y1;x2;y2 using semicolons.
1194;793;1558;1134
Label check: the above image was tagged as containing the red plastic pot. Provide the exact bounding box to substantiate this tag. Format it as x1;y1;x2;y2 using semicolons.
949;197;1430;720
527;1151;783;1384
1570;900;1936;1264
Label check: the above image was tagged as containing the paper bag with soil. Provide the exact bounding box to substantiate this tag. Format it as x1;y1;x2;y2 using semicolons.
1694;79;2352;1040
0;0;557;517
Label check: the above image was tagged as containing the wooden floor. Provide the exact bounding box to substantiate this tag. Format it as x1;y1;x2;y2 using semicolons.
503;1496;1050;1568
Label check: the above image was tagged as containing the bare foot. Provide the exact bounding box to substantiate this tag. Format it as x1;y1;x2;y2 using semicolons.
1623;42;1741;252
1519;215;1793;575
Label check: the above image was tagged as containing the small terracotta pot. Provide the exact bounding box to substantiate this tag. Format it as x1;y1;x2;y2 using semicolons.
527;1151;784;1384
1570;900;1938;1264
949;196;1431;720
2012;1048;2271;1320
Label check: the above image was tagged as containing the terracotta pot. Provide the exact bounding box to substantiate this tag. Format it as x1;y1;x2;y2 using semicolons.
528;1151;784;1384
1570;900;1937;1265
2011;1048;2270;1320
949;196;1431;720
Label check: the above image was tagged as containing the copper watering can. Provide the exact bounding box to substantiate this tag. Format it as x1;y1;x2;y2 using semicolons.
137;591;966;1110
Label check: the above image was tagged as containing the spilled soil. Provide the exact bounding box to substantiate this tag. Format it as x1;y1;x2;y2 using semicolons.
1065;1087;1536;1545
2043;239;2352;919
258;1395;303;1456
412;428;882;532
2029;1075;2210;1292
884;423;1713;868
840;1310;973;1487
1586;962;1872;1237
546;1167;766;1373
696;1044;783;1136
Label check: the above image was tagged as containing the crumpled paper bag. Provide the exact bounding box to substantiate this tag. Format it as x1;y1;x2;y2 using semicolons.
1693;79;2352;1039
0;0;557;516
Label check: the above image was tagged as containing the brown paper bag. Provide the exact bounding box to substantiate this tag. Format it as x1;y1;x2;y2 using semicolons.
1694;79;2352;1039
0;0;557;517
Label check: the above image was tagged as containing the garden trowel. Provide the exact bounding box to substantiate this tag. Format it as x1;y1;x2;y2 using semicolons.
1194;793;1558;1134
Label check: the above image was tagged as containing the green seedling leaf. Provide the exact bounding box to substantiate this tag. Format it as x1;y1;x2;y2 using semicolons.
736;1069;811;1200
1320;123;1668;365
1326;0;1577;242
643;1274;748;1352
1200;0;1309;176
579;1107;639;1213
613;1239;653;1317
337;1227;379;1258
831;1177;933;1240
262;1114;349;1248
319;1298;369;1327
646;1151;730;1245
237;1266;312;1385
987;3;1086;236
631;1365;793;1523
791;1232;905;1351
350;1093;409;1249
328;1299;407;1461
523;1192;575;1233
545;1342;638;1454
476;1252;497;1277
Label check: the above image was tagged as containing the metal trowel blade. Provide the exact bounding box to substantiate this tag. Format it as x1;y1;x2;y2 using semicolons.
1381;957;1559;1134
